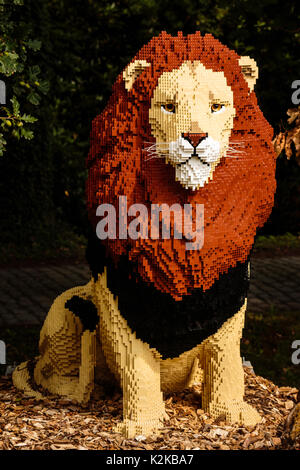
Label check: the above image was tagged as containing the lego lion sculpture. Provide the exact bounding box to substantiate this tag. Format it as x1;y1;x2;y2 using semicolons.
13;32;277;438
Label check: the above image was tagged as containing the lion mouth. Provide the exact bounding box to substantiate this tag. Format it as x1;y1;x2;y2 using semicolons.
175;156;213;190
177;154;210;167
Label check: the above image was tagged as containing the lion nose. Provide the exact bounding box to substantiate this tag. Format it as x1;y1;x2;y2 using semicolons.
182;132;208;148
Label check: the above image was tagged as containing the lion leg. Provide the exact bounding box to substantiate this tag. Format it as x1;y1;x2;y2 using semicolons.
93;335;120;397
96;269;165;438
13;281;98;404
201;299;261;426
114;344;165;438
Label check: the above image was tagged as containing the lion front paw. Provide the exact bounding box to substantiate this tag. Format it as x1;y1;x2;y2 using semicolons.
208;400;261;426
113;417;164;439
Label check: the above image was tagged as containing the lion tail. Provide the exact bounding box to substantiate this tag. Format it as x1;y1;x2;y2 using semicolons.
12;358;47;400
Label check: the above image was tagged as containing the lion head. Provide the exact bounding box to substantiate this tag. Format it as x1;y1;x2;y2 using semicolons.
148;60;238;190
86;31;276;301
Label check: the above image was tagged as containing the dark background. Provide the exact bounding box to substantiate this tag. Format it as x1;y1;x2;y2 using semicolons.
0;0;299;259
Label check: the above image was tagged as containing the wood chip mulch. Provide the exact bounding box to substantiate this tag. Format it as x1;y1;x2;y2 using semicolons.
0;367;299;451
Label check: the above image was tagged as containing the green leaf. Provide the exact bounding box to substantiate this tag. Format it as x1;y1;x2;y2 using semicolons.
0;131;7;156
0;52;19;75
26;39;42;51
12;128;20;139
20;127;34;140
16;62;24;73
28;65;40;81
11;96;20;115
27;91;40;105
38;80;50;95
20;113;37;123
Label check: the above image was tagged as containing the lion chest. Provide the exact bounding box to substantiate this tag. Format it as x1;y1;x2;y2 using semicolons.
92;256;249;361
92;256;249;390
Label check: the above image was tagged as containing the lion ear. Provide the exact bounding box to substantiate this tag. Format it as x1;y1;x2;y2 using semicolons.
239;56;259;92
123;60;151;91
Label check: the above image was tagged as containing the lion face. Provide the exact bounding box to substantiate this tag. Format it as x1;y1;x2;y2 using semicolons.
149;61;236;190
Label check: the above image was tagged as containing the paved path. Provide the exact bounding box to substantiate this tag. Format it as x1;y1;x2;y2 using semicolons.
0;257;299;327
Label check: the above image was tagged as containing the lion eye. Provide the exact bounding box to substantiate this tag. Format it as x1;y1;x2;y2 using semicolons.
211;103;225;113
161;103;175;114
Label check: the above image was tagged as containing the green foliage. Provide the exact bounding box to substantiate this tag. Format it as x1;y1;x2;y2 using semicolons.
0;0;49;156
0;223;86;266
255;232;300;249
242;308;300;388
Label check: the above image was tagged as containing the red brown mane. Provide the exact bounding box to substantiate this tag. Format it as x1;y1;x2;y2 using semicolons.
86;31;276;300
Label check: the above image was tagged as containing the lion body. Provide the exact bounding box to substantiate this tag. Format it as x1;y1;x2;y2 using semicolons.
13;32;277;437
13;273;256;437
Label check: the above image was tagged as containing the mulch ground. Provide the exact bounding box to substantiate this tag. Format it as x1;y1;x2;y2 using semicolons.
0;367;299;451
